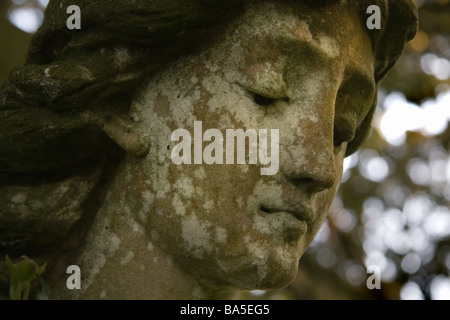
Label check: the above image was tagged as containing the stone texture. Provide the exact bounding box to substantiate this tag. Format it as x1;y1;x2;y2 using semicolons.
0;0;417;299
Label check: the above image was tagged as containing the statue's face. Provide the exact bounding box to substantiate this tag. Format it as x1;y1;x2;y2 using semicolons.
128;1;375;290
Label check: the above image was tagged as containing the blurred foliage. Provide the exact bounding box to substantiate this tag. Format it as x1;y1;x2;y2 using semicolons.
5;255;47;300
1;0;449;300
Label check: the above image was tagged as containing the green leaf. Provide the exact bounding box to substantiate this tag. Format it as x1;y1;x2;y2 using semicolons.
5;255;48;300
5;255;13;273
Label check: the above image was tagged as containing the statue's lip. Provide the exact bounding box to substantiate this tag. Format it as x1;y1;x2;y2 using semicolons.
260;205;314;226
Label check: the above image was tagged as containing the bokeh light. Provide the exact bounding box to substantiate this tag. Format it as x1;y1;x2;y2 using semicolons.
7;0;48;34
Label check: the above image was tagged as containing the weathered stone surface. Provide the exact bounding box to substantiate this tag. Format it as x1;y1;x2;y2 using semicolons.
0;0;417;299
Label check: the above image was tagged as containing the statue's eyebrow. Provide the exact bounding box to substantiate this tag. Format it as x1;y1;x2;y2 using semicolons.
275;33;376;91
275;34;335;61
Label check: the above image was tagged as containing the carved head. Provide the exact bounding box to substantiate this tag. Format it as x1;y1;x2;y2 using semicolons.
0;0;418;296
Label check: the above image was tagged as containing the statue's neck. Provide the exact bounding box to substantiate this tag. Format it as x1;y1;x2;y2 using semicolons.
52;160;235;300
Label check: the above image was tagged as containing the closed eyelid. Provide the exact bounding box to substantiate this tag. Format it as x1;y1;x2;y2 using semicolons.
235;71;288;99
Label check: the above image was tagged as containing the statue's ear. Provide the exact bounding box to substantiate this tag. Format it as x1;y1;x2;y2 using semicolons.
98;115;150;157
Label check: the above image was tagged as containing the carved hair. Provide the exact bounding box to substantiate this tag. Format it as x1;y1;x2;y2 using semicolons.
0;0;417;295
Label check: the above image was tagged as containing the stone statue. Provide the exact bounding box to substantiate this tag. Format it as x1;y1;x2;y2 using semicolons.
0;0;417;299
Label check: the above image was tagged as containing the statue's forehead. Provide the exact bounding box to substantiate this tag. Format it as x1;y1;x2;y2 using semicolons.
223;2;375;80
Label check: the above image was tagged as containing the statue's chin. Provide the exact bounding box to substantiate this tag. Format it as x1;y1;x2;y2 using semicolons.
237;262;299;291
211;251;301;291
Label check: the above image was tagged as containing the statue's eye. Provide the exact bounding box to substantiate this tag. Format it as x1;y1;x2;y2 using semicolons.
253;93;276;106
236;68;288;109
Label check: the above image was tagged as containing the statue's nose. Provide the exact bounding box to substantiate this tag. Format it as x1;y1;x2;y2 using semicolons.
279;98;339;194
282;150;337;194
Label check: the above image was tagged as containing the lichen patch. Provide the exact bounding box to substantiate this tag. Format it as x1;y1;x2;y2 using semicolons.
215;227;228;244
172;193;186;216
181;214;213;258
120;251;135;266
